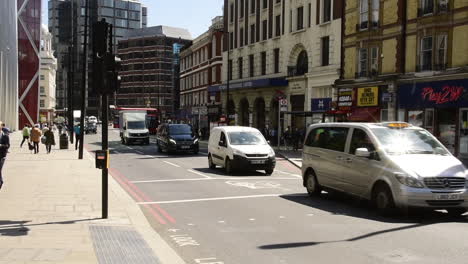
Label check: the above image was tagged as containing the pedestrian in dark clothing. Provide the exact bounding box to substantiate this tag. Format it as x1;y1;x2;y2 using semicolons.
0;122;10;189
283;126;291;147
1;123;10;135
74;125;81;150
44;129;55;154
31;124;42;154
292;128;301;151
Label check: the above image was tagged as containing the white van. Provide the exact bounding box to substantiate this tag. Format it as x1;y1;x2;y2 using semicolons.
302;122;468;216
208;126;276;175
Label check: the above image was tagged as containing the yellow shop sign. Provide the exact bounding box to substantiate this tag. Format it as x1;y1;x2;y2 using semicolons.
357;87;379;107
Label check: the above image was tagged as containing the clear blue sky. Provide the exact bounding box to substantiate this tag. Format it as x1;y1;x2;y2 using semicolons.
41;0;224;39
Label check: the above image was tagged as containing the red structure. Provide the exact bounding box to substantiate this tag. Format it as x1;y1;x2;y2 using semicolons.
17;0;41;127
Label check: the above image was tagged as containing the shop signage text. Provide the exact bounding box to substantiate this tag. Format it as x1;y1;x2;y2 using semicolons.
421;86;464;105
338;88;353;110
311;98;332;112
357;87;379;107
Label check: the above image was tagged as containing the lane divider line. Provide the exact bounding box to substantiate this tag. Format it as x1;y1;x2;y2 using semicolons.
163;161;181;168
137;194;282;205
187;169;211;179
132;178;211;183
131;177;298;184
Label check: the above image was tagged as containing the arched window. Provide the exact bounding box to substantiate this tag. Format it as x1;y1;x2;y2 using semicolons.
296;50;308;75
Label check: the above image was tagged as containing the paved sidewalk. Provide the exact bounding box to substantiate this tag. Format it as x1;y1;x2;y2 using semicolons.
274;148;303;168
0;131;185;264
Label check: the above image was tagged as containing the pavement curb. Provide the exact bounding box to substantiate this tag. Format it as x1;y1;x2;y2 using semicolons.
83;148;187;264
275;151;302;169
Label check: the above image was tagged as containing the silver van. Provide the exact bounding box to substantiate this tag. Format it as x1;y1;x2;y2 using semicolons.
302;122;468;215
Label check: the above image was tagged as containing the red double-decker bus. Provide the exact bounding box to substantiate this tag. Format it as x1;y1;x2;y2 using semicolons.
112;107;159;134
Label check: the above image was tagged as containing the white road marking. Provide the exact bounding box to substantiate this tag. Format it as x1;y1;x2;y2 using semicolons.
275;170;302;178
187;223;195;226
249;218;255;221
187;169;211;179
307;214;314;216
163;161;181;167
131;177;297;184
137;194;282;205
279;216;285;219
218;220;225;224
225;181;284;190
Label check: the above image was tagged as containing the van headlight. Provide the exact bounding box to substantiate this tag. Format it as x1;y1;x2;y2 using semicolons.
394;172;424;188
169;139;177;144
233;149;246;157
268;148;275;157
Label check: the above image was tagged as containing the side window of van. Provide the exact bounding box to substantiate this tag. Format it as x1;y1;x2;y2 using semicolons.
220;132;227;146
305;127;348;152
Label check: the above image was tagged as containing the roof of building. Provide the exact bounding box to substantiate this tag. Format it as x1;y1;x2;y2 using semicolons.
123;25;192;40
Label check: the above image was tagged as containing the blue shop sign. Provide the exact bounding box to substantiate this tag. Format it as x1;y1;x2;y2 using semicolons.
311;98;332;112
399;79;468;108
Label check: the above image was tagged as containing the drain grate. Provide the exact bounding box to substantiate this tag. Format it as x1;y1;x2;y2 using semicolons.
89;225;161;264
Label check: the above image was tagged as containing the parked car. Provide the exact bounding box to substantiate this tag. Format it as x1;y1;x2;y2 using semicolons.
301;122;468;216
156;124;199;154
84;122;97;134
208;126;276;175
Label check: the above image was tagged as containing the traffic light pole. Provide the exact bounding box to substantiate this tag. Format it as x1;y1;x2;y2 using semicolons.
101;92;109;219
78;0;89;160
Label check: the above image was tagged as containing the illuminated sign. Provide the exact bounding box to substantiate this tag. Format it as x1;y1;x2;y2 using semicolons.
357;87;379;107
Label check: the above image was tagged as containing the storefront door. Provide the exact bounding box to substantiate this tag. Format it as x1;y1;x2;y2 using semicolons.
437;108;457;154
459;108;468;159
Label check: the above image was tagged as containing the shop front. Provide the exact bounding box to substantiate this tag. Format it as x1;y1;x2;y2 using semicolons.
398;78;468;158
333;86;385;122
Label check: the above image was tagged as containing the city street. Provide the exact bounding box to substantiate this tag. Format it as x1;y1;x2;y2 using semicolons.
85;128;468;264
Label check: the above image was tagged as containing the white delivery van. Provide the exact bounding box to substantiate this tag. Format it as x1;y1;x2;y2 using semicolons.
301;122;468;216
119;111;150;145
208;126;276;175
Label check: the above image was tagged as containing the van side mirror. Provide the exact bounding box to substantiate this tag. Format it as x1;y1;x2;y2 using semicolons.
219;140;226;147
267;140;271;145
355;148;371;158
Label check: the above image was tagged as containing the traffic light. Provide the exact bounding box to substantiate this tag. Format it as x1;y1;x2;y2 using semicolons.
92;19;109;57
104;54;121;93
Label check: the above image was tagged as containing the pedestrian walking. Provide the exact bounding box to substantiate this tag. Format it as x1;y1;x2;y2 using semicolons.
31;124;42;154
283;126;291;148
43;128;55;154
0;121;11;190
292;127;300;151
20;124;31;148
1;123;10;135
74;124;81;150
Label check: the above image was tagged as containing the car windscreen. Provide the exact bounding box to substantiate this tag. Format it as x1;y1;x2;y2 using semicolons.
228;131;267;145
169;125;193;135
127;121;146;130
371;127;449;155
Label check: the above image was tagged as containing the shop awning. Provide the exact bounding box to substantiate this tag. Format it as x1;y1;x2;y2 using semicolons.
348;107;380;122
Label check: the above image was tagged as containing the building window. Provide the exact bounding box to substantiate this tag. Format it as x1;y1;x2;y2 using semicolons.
228;59;233;80
358;48;368;77
322;0;331;23
238;57;243;79
370;47;379;74
240;0;244;18
230;32;234;49
436;34;447;70
420;36;433;71
40;100;45;108
251;0;255;14
297;6;304;30
263;0;268;9
230;3;234;22
275;15;281;36
321;36;329;66
274;48;280;73
250;24;255;44
249;54;254;77
371;0;379;27
261;51;266;75
240;28;244;46
296;50;308;75
40;75;45;80
40;86;45;94
359;0;369;30
420;0;434;15
262;20;268;40
308;3;312;27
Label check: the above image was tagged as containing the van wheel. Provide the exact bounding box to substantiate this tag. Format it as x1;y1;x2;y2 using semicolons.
225;158;233;175
208;154;216;169
373;184;395;216
265;168;274;176
446;208;467;217
305;171;321;197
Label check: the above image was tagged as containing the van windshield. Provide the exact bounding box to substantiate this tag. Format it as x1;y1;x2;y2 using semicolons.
127;121;146;130
371;127;449;155
169;125;193;135
228;131;267;145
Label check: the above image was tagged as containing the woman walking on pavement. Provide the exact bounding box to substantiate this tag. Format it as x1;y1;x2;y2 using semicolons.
20;124;31;148
44;128;55;154
30;124;42;154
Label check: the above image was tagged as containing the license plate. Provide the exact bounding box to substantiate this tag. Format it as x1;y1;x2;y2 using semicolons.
251;160;266;164
435;194;460;200
181;146;190;149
